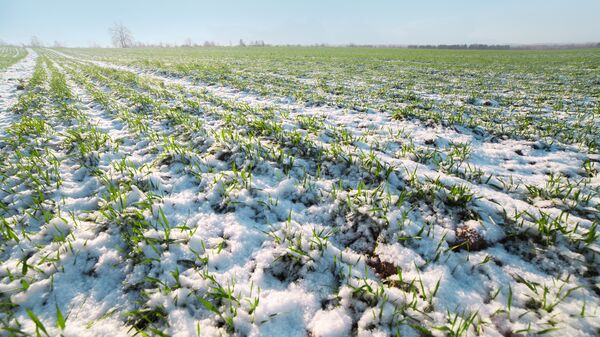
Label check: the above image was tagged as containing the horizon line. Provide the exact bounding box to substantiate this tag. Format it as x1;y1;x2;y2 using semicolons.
3;41;600;50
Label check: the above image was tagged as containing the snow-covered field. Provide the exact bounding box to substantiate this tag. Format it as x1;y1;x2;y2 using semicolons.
0;47;599;337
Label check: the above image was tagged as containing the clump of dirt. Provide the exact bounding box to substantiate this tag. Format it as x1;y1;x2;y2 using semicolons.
455;225;488;251
366;256;397;279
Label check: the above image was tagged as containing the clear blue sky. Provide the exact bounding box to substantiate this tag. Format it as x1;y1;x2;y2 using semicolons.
1;0;599;47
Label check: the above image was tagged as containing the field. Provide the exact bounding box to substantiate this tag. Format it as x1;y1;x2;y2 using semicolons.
0;46;599;337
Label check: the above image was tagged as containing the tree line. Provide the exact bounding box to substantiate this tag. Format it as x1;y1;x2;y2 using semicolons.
407;44;511;50
6;23;599;49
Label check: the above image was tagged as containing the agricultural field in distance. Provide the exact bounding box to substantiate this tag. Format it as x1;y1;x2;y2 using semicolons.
0;46;599;337
0;48;27;71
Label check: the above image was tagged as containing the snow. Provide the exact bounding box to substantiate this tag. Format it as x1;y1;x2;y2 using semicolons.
0;48;37;136
309;308;352;337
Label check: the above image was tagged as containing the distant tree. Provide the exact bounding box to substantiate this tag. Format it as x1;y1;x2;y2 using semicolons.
109;22;134;48
250;40;266;47
183;37;193;47
238;39;246;47
0;38;5;46
30;36;43;47
53;40;64;48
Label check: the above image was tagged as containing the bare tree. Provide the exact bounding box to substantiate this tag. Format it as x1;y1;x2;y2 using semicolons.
30;36;43;47
250;40;266;47
53;40;64;48
109;22;134;48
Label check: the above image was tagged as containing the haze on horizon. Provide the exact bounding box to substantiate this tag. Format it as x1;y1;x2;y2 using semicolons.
1;0;599;47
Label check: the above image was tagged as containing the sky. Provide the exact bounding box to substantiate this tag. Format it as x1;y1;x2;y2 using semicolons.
1;0;599;47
